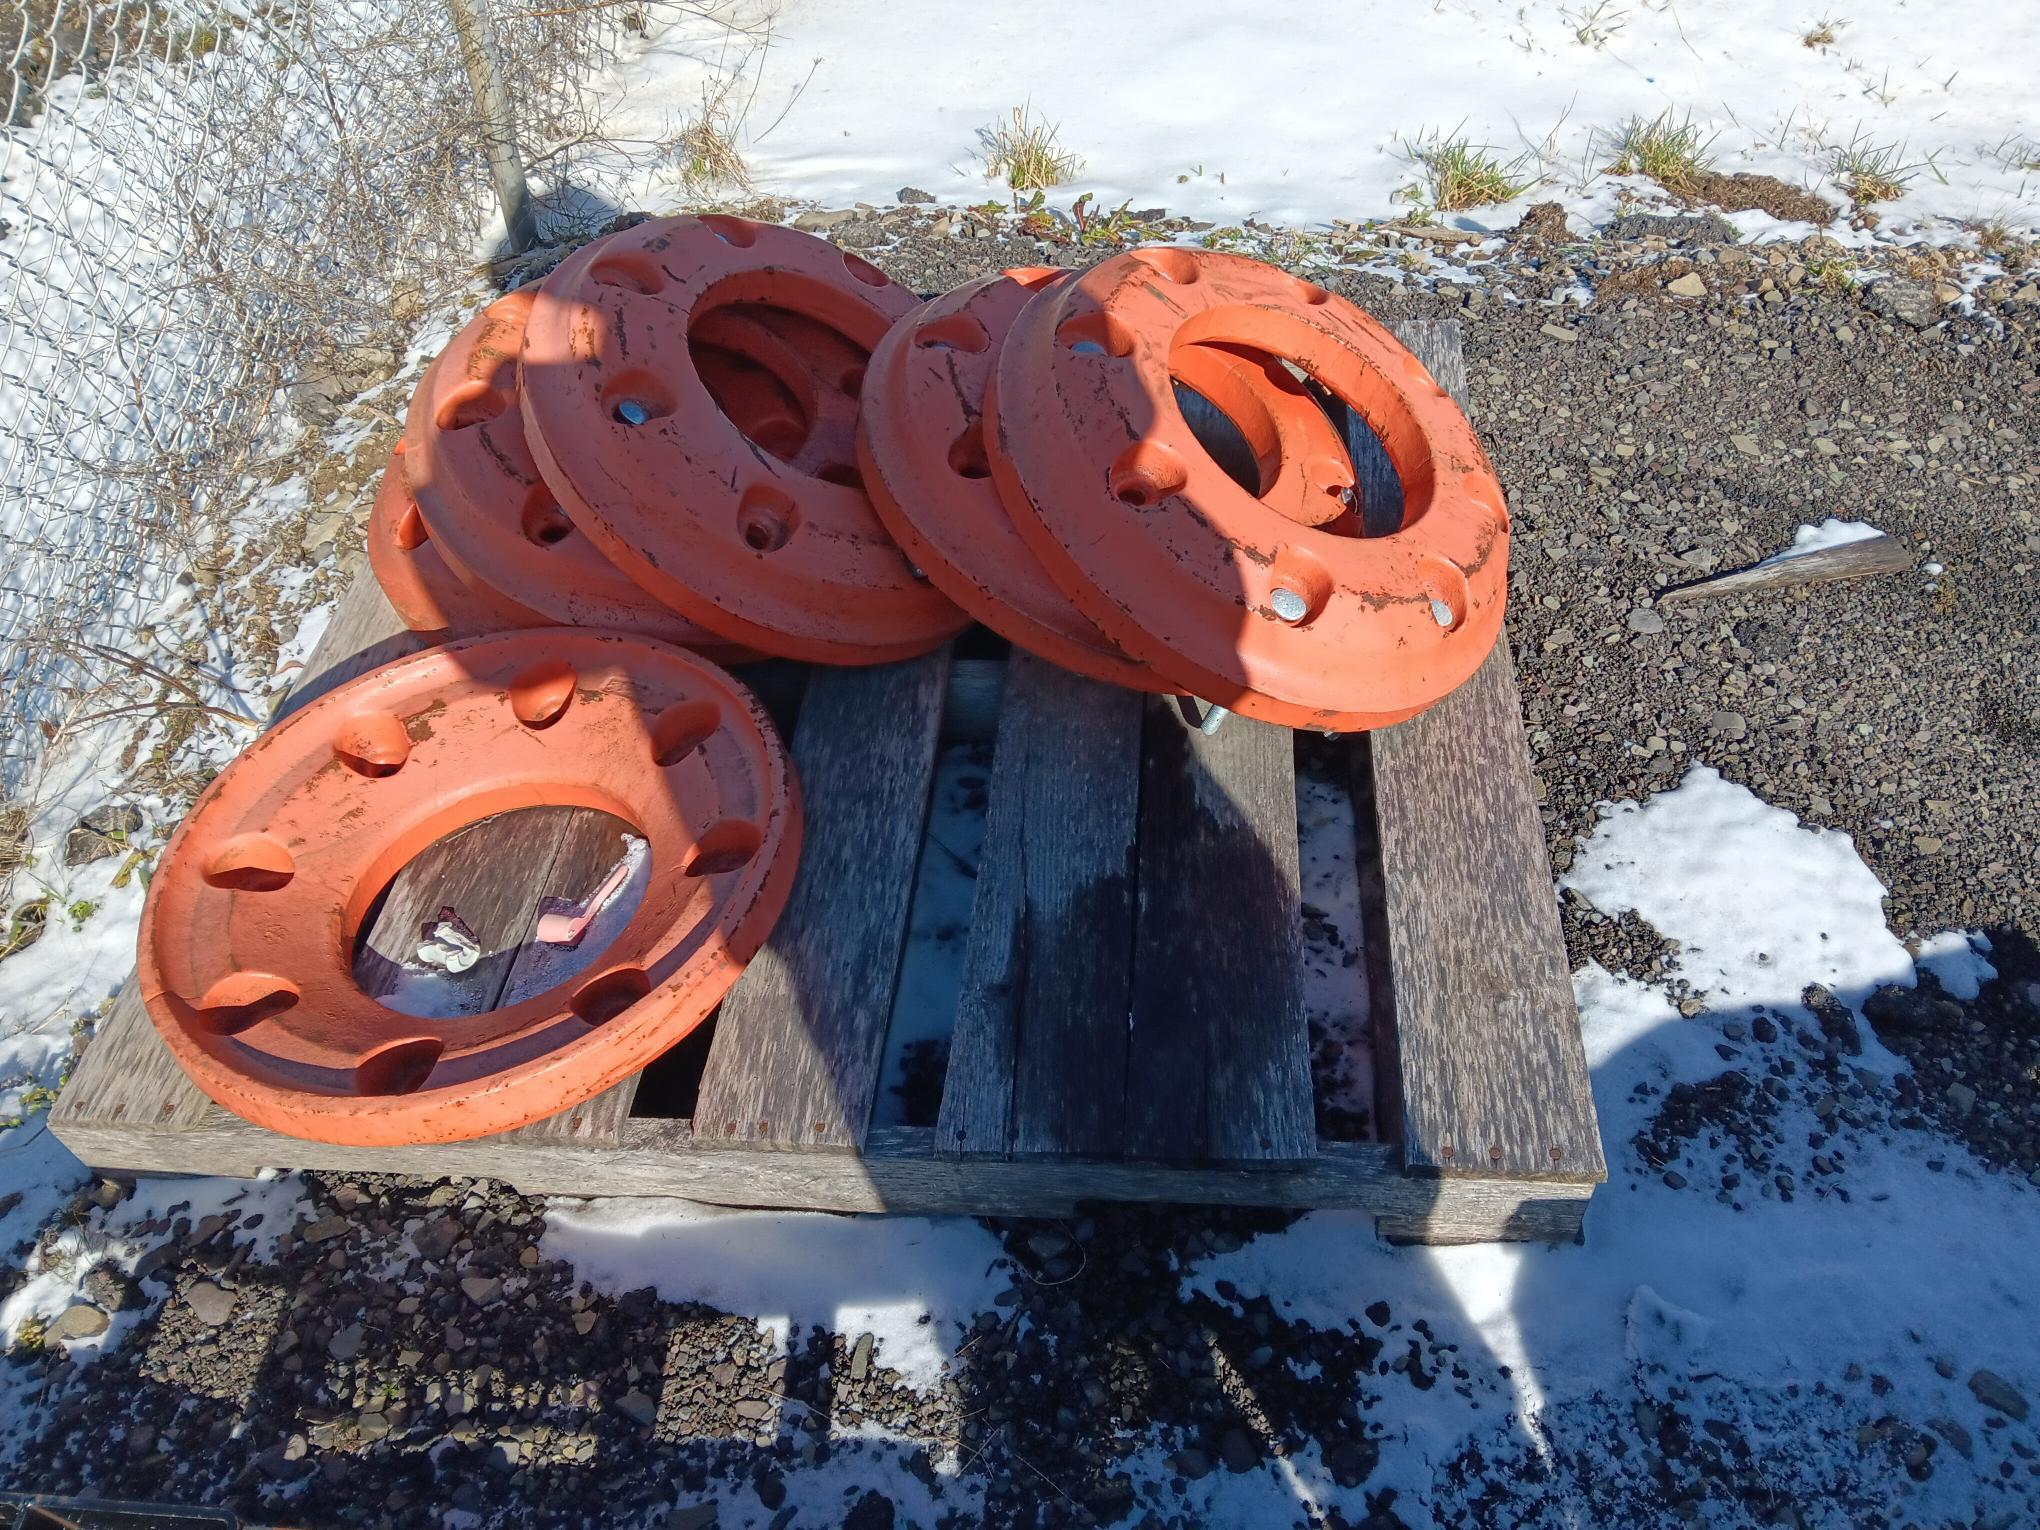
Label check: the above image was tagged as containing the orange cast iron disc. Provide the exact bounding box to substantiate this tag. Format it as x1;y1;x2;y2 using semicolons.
518;214;967;664
986;246;1510;732
367;447;535;639
403;290;757;663
857;268;1163;692
136;630;802;1146
860;267;1367;693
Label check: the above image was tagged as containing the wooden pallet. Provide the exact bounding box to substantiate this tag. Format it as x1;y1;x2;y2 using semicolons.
49;321;1604;1244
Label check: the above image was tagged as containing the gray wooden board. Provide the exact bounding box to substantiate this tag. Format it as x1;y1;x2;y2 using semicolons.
690;651;951;1152
1000;658;1145;1158
48;1101;1589;1233
1360;320;1604;1184
1125;698;1313;1165
931;659;1035;1159
1370;640;1603;1180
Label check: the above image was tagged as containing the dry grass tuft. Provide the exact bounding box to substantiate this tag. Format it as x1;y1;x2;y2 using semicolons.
980;104;1083;192
1802;16;1840;48
1828;131;1925;204
1399;126;1534;212
1607;111;1716;197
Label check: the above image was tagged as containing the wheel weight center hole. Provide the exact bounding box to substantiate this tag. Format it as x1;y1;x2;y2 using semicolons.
689;301;868;469
350;806;649;1022
1167;341;1364;534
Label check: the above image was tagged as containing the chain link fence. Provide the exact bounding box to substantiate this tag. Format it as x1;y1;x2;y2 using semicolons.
1;0;750;798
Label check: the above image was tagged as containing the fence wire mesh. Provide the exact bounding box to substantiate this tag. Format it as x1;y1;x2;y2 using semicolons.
1;0;743;798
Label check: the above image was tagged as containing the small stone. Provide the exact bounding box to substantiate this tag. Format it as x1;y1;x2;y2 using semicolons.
1665;271;1707;299
792;208;855;232
1219;1426;1260;1472
329;1322;365;1361
62;803;143;867
1813;437;1840;456
2010;281;2040;305
185;1282;237;1327
1934;282;1963;305
1626;607;1666;635
1365;1301;1391;1327
1835;323;1856;344
1866;277;1936;329
355;1411;390;1443
81;1265;142;1313
1945;1082;1978;1116
1169;1447;1214;1481
51;1304;110;1341
666;1506;718;1530
896;186;934;205
1730;433;1761;457
282;1433;308;1462
849;1331;875;1382
1708;710;1748;741
616;1389;658;1427
1662;1170;1688;1190
1968;1370;2029;1420
299;1215;350;1244
459;1275;504;1306
1539;322;1581;343
573;1310;597;1336
411;1216;460;1260
1928;1417;1974;1458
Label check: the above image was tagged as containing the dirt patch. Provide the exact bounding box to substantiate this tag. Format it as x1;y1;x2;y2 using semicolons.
1684;170;1836;226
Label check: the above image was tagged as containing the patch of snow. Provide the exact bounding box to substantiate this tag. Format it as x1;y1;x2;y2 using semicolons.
596;0;2040;236
540;1198;1012;1395
1182;764;2040;1525
1562;764;1914;1029
1914;929;1996;1001
1782;517;1889;558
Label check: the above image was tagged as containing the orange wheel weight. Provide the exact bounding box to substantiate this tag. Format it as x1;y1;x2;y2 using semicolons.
987;247;1509;730
518;215;967;664
860;269;1364;693
402;291;747;660
367;449;535;638
136;631;801;1145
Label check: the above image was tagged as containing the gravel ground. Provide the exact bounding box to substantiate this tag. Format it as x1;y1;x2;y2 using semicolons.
4;198;2038;1527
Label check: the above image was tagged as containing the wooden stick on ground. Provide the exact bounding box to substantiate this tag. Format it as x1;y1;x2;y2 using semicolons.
1656;532;1912;607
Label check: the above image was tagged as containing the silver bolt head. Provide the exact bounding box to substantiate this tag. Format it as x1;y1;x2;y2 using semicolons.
616;400;650;426
1429;598;1455;628
1270;587;1309;623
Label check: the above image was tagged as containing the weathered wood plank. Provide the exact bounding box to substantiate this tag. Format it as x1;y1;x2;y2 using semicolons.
1370;641;1603;1181
932;662;1035;1159
1655;531;1911;605
1125;699;1312;1164
51;1096;1589;1233
1363;319;1602;1184
691;652;950;1151
998;659;1144;1159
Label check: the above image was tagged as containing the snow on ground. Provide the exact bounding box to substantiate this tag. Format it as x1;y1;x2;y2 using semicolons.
602;0;2040;237
1179;765;2040;1526
539;1199;1010;1396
